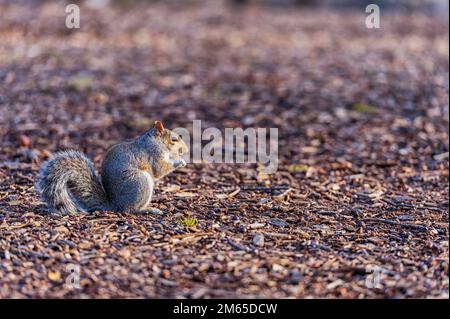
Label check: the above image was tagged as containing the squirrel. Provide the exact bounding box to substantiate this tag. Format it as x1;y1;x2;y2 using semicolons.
36;121;188;214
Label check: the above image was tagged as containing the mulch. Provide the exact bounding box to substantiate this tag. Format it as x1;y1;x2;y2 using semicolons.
0;2;448;298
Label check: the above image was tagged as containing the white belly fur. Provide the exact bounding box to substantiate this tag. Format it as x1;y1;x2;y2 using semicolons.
141;170;154;209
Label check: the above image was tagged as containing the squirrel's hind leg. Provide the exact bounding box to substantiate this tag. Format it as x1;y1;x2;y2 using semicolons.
105;169;154;213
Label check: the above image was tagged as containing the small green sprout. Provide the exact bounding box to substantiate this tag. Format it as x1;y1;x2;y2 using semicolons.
288;164;309;172
177;217;198;227
68;75;94;90
352;103;378;114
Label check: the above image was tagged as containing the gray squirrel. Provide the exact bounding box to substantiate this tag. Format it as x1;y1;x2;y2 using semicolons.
36;121;188;214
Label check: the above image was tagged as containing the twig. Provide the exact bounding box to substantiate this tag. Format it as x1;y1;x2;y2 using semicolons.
170;232;212;240
273;187;293;201
226;238;250;251
240;186;290;192
363;218;428;232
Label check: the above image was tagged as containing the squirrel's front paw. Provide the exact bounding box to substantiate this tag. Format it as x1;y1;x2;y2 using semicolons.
174;158;186;169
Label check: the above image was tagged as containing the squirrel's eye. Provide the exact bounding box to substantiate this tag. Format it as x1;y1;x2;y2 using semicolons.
171;135;179;142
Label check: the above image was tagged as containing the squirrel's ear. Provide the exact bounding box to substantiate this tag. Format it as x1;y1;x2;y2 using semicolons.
154;121;164;133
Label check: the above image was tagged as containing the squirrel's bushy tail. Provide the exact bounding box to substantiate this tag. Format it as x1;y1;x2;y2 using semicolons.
36;150;109;214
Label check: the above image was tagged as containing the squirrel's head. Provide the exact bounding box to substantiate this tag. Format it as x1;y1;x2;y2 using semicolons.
151;121;188;159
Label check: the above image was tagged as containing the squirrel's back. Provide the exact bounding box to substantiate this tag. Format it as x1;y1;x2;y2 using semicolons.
36;150;109;214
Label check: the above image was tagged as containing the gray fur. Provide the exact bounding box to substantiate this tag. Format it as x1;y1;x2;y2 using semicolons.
101;142;155;212
36;126;187;214
36;150;109;214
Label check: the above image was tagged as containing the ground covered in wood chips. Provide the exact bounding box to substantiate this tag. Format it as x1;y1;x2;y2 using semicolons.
0;2;448;298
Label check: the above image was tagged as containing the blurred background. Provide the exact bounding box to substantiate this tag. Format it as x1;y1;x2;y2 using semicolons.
84;0;446;12
3;0;449;14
